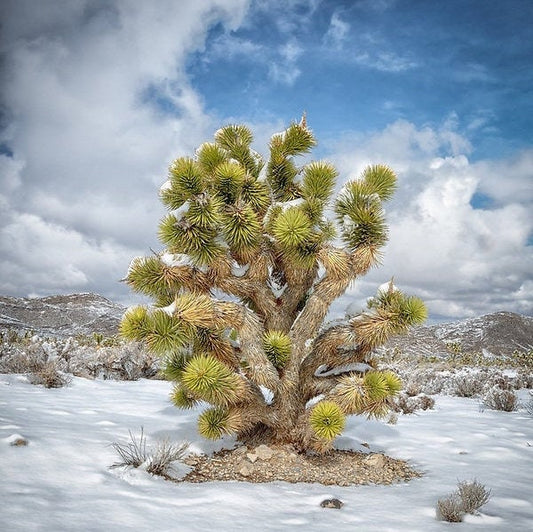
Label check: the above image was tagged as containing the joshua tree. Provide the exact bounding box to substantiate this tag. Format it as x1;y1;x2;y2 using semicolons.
121;117;426;452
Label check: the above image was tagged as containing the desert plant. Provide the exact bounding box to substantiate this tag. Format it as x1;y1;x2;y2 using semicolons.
121;118;427;452
457;479;491;514
436;493;464;522
111;427;148;469
392;392;435;415
29;361;72;388
437;479;491;522
483;386;518;412
144;438;190;477
110;427;189;478
452;372;484;398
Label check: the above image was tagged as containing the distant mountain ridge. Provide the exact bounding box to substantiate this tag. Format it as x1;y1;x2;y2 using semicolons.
0;294;531;356
383;311;533;357
0;293;125;338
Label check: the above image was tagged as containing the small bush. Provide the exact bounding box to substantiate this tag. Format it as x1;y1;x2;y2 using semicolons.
29;361;71;388
110;427;189;479
146;438;189;477
437;493;464;522
483;387;518;412
457;479;491;514
111;428;148;469
452;373;484;398
437;479;491;522
392;392;435;414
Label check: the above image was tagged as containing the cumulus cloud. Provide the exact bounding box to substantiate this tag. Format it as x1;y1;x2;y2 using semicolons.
0;0;248;304
327;120;533;321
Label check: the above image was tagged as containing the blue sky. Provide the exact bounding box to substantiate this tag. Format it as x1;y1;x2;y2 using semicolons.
0;0;532;322
187;0;532;160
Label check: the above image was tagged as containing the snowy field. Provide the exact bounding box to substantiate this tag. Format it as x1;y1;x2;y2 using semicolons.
1;374;532;532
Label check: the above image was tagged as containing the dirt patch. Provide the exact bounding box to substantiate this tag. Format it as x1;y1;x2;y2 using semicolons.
183;444;420;486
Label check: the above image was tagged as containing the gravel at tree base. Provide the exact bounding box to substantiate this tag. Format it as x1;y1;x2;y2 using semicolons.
183;444;419;486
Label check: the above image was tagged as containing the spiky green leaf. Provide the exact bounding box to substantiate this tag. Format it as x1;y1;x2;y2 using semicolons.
214;161;246;204
161;351;191;381
220;203;261;252
170;384;199;409
309;400;346;441
181;355;245;406
168;157;203;196
125;256;174;298
302;161;337;202
361;164;397;201
145;310;190;355
262;330;292;370
272;208;312;248
197;407;237;439
120;306;151;342
196;142;228;175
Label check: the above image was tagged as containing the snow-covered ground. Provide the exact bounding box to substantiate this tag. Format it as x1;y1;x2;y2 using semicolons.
1;375;531;531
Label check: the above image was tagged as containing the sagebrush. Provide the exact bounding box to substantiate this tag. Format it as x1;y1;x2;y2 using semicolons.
110;427;189;478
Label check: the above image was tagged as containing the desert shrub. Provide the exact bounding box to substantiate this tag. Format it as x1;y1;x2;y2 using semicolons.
437;479;491;522
28;361;71;388
0;343;48;374
110;427;189;478
516;369;533;389
395;368;446;396
0;340;70;388
483;386;518;412
111;428;148;469
392;392;435;414
146;439;189;477
484;373;513;391
436;493;464;522
457;479;491;514
452;373;485;398
404;381;422;397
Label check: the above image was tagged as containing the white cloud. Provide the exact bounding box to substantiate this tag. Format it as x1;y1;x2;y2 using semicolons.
0;211;137;299
323;11;350;49
326;119;533;321
0;0;249;303
268;39;303;85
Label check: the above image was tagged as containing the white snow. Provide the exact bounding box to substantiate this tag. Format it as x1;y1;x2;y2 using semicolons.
161;301;176;316
231;262;250;278
169;200;190;220
160;252;193;268
377;280;398;295
159;180;172;192
314;363;372;377
268;280;287;299
1;374;532;531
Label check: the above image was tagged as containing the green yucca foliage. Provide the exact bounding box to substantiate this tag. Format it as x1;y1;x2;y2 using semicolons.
198;407;236;439
262;331;292;369
161;351;190;381
309;401;346;441
170;384;199;409
181;355;245;407
122;117;427;452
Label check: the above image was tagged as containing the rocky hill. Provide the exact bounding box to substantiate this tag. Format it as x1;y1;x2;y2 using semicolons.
0;293;125;338
382;311;533;357
0;294;531;356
